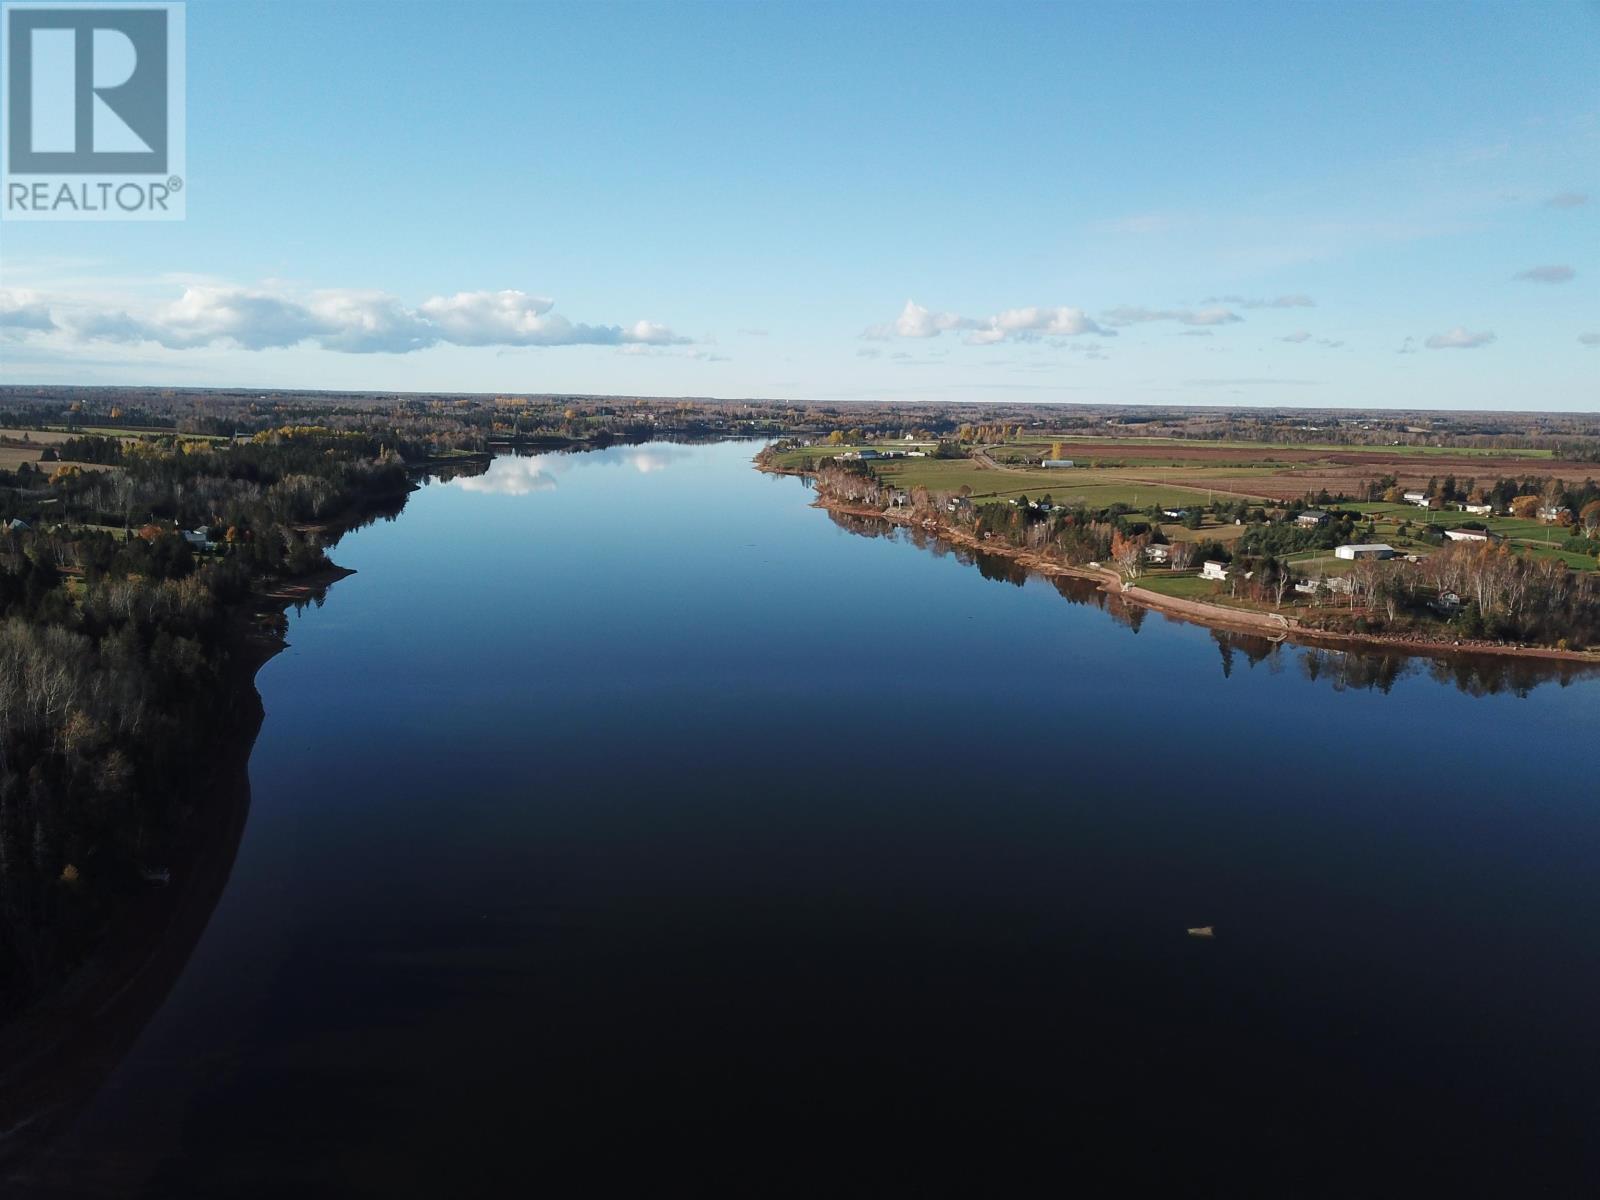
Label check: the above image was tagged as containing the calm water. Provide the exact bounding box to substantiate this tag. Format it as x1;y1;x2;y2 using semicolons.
17;442;1600;1195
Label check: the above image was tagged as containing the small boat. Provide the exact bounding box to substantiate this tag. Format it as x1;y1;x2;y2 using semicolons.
1186;925;1214;938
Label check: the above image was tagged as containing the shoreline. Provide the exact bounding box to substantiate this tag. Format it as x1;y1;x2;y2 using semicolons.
784;475;1600;667
0;522;378;1172
0;628;269;1175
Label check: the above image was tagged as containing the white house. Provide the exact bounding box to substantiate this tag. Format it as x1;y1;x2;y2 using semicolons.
1294;579;1323;596
1144;543;1171;563
1444;528;1492;542
1403;490;1430;507
1539;506;1571;523
1201;560;1229;581
1462;503;1493;516
1162;508;1189;519
1335;543;1395;560
1040;458;1075;468
1296;510;1328;527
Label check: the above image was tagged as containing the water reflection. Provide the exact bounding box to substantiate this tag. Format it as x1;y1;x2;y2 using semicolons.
452;443;695;495
827;508;1599;698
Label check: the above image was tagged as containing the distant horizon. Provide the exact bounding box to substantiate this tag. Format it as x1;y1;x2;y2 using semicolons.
3;381;1598;420
1;0;1596;409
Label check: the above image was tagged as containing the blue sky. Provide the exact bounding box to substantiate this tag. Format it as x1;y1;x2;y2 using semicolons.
1;0;1596;408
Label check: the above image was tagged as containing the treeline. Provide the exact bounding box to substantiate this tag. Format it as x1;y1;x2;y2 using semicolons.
0;421;424;1019
1364;471;1600;517
804;459;1600;650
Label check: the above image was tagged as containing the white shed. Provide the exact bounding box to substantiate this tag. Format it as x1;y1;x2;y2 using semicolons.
1335;544;1395;560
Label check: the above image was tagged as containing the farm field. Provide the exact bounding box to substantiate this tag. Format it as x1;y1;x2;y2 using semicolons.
999;439;1593;503
774;437;1598;507
770;438;1600;575
0;447;44;470
1004;435;1558;460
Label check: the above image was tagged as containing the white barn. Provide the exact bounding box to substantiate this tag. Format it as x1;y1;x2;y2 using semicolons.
1335;544;1395;560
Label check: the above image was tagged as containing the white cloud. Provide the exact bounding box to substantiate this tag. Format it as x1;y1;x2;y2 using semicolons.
1579;332;1600;347
0;289;57;334
1425;327;1496;350
308;291;435;353
864;299;967;339
864;299;1109;344
1102;305;1241;327
27;283;687;354
1513;265;1575;284
419;290;685;347
1547;192;1588;209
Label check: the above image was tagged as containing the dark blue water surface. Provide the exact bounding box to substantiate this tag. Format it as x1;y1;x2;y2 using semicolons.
20;443;1600;1195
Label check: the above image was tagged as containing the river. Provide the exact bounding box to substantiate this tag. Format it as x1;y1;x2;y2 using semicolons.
13;441;1600;1195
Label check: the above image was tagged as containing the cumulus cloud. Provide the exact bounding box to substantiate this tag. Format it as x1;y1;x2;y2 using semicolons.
1547;192;1588;209
1425;327;1496;350
1204;294;1314;309
864;299;1109;344
1101;305;1241;327
0;289;57;334
25;284;686;354
418;290;684;347
1513;265;1575;284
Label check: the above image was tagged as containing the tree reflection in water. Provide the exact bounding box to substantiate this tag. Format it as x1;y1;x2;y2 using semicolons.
826;509;1598;698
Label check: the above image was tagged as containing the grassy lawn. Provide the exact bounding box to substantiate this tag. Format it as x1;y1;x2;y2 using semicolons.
1138;573;1226;599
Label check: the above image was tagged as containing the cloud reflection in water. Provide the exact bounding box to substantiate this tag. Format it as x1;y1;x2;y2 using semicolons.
450;444;693;496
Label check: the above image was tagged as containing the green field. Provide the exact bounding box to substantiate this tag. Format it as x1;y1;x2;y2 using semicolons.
1000;436;1556;460
1137;573;1227;599
768;446;1250;508
771;442;1599;573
